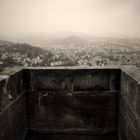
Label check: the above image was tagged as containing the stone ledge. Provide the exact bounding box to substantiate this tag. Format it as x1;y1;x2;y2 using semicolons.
122;66;140;83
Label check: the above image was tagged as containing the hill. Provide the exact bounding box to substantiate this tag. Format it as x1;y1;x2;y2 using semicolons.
0;41;54;67
0;42;45;58
0;40;13;45
48;36;89;48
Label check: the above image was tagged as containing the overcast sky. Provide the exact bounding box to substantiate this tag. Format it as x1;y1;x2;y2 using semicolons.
0;0;140;38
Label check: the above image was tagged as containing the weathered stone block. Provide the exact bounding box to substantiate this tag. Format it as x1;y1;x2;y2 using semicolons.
8;93;27;129
35;91;118;134
119;95;137;130
31;69;71;91
72;69;110;91
7;71;22;99
0;78;9;110
73;91;118;106
121;72;138;114
118;110;137;140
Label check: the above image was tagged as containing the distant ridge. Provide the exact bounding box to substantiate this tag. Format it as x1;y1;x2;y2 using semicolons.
0;40;13;45
48;36;88;46
0;40;45;57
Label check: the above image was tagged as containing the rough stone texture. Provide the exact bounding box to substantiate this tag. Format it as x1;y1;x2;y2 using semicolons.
72;69;121;91
36;91;118;133
26;91;39;130
1;67;140;140
118;67;140;140
0;93;27;140
31;69;72;91
0;69;25;110
118;110;137;140
29;68;121;92
26;68;121;135
121;72;137;113
0;68;28;140
0;78;9;110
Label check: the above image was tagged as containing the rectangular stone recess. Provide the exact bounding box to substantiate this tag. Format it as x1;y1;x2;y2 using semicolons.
2;67;140;140
26;68;120;135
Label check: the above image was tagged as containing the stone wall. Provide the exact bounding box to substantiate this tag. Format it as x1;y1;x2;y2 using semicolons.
0;67;140;140
0;68;27;140
118;67;140;140
26;68;121;135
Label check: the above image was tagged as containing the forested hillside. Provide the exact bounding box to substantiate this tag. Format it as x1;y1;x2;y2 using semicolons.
0;37;140;71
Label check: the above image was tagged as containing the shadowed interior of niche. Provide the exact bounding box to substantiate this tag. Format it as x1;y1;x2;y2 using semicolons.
0;67;140;140
25;69;121;140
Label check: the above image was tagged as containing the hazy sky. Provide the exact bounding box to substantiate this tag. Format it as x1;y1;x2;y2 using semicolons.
0;0;140;38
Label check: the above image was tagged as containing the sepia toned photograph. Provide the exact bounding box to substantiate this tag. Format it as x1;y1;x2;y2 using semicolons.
0;0;140;140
